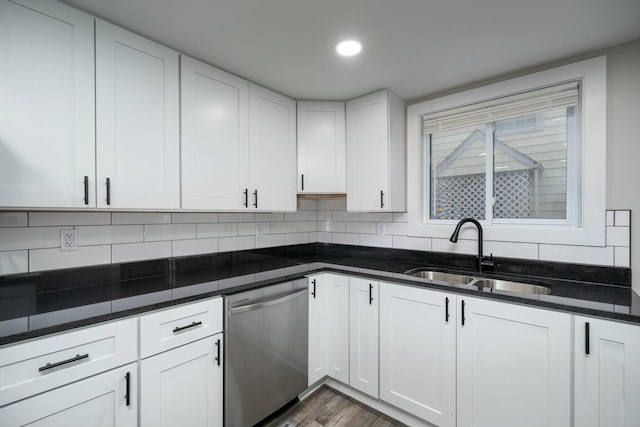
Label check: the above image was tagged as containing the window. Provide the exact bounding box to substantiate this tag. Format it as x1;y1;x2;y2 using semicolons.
407;57;607;246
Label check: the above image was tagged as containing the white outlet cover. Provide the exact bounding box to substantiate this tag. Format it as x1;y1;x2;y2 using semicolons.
60;229;79;251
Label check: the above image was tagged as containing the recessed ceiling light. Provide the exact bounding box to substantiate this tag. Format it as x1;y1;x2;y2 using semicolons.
336;40;362;57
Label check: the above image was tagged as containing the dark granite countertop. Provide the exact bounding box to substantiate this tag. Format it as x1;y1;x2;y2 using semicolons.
0;243;636;346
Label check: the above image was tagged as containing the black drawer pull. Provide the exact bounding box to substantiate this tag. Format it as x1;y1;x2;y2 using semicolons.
585;322;590;355
125;372;131;406
369;283;374;305
83;176;89;205
215;339;221;366
253;189;258;208
173;321;202;333
243;188;248;208
39;353;89;372
311;279;316;298
301;174;304;191
380;190;385;208
461;300;466;326
106;177;111;205
445;297;450;322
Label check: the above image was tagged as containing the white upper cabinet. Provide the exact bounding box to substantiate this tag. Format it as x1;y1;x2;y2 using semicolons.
574;316;640;427
96;20;180;210
346;89;406;212
297;102;346;194
181;56;249;210
248;84;297;211
0;0;95;208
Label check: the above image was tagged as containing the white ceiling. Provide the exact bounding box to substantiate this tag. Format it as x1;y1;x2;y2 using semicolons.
62;0;640;102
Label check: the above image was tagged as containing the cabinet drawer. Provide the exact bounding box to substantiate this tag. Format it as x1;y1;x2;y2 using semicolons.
140;297;222;358
0;317;137;407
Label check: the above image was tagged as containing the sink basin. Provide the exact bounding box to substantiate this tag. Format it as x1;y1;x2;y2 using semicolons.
474;279;551;295
405;269;476;285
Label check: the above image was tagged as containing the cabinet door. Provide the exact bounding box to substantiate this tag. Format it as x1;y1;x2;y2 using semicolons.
181;56;249;210
457;296;571;427
248;84;296;211
96;20;180;209
141;334;223;427
0;0;95;208
379;283;456;427
324;274;350;383
0;363;137;427
349;277;379;398
346;90;389;212
297;101;346;193
575;316;640;427
308;275;327;385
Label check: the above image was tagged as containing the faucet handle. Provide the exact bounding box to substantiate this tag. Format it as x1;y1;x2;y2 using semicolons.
481;253;495;269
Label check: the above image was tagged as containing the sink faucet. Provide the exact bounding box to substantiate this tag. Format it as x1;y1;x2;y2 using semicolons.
449;218;495;273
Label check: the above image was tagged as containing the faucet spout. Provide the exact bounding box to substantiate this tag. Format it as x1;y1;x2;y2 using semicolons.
449;218;494;273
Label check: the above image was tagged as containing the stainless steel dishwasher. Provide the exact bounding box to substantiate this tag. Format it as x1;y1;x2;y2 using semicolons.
224;279;308;427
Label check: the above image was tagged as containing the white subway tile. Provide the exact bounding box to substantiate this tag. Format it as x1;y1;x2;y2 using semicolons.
112;241;171;263
308;232;318;242
317;232;332;243
332;211;360;222
319;221;345;232
606;211;615;226
238;223;271;236
255;213;285;222
318;198;346;211
298;222;318;232
29;212;111;227
285;211;310;221
614;210;631;227
197;223;238;238
614;247;631;268
484;241;539;260
347;222;376;234
285;233;309;245
112;212;171;225
0;227;61;251
392;236;432;251
432;238;476;256
308;211;318;221
539;244;614;266
271;222;298;234
392;213;409;223
332;233;359;245
219;236;255;252
218;213;255;223
606;226;630;247
298;198;318;211
359;212;393;222
172;238;219;257
383;222;408;235
255;234;285;248
0;250;28;275
145;224;196;242
0;212;27;227
76;225;143;246
317;211;332;221
171;213;218;224
359;234;392;248
30;246;111;272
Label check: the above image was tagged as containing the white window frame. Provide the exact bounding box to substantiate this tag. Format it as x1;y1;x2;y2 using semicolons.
407;56;606;246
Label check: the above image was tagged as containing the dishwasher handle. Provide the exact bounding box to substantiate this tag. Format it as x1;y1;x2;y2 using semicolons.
229;288;307;315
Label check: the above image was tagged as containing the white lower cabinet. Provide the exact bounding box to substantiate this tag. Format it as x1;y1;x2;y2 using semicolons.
457;296;571;427
379;283;456;427
349;277;379;398
140;334;223;427
574;316;640;427
0;363;137;427
308;275;327;385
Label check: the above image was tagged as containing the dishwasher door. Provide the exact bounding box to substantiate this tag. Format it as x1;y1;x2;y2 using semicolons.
225;279;308;427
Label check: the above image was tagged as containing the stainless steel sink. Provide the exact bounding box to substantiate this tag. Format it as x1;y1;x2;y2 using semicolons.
474;279;551;295
405;269;476;285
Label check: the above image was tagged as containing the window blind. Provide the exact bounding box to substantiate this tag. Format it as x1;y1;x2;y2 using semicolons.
423;81;579;133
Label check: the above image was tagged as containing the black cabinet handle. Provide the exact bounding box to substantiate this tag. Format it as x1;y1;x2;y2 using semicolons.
380;190;385;208
106;178;111;205
461;300;466;326
369;284;374;305
39;353;89;372
215;339;221;366
585;322;590;355
83;176;89;205
125;372;131;406
445;297;450;322
243;189;248;208
253;189;258;208
311;279;316;298
301;174;304;191
173;321;202;333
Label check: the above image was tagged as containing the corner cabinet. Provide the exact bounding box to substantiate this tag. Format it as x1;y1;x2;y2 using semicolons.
248;84;297;211
574;316;640;427
297;102;346;194
0;0;95;209
96;20;180;210
346;89;406;212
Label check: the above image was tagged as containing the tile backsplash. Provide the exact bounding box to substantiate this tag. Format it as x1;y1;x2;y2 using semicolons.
0;199;631;276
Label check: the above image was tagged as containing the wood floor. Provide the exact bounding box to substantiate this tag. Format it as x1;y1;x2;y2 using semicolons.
262;385;408;427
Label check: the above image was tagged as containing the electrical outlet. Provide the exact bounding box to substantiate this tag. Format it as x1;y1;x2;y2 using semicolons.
255;223;264;239
60;229;79;251
377;223;386;236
